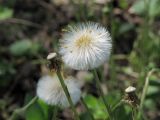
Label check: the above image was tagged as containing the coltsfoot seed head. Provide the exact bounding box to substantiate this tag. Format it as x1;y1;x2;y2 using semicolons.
36;75;81;107
59;22;112;70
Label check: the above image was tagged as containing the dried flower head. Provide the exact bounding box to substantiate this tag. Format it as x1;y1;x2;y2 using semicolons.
125;86;136;93
122;86;139;108
36;75;81;107
59;22;112;70
47;52;61;71
47;52;57;60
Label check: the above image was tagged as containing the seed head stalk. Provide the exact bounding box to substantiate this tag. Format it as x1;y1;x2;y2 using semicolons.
47;52;80;120
56;69;80;120
93;69;113;120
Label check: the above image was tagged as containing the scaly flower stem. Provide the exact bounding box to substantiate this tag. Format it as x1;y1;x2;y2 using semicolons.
56;70;80;120
9;96;38;120
93;69;113;120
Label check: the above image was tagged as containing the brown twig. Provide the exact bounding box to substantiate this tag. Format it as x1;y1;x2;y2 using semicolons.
0;18;41;28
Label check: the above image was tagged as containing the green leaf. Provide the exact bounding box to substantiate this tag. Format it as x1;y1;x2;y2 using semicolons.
25;96;46;120
26;102;45;120
9;40;32;56
84;95;103;109
84;95;107;119
130;0;145;15
9;40;41;56
0;6;13;20
38;99;51;120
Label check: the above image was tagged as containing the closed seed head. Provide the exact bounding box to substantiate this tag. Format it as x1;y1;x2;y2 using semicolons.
125;86;136;93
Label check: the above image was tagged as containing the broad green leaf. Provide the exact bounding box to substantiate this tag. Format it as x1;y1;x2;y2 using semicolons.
83;95;97;108
84;95;107;119
38;99;51;120
26;102;45;120
84;95;104;109
9;40;32;56
9;40;41;56
25;96;45;120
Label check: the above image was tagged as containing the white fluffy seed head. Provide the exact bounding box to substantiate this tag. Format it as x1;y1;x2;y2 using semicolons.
59;22;112;70
36;75;81;107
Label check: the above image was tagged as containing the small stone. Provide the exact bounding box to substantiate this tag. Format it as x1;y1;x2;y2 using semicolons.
125;86;136;93
47;53;57;60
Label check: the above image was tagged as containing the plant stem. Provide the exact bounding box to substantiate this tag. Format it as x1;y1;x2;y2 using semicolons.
56;70;80;120
137;69;156;119
132;108;136;120
9;96;38;120
112;100;122;111
52;107;58;120
93;69;113;120
81;97;94;120
140;69;154;108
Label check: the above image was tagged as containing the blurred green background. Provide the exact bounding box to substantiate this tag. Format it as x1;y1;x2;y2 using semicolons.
0;0;160;120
